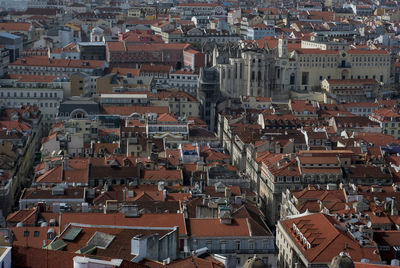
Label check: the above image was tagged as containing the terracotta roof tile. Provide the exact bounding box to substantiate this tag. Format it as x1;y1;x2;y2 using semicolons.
279;213;381;264
189;218;250;237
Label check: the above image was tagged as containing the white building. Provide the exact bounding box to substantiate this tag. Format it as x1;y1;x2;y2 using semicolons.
0;75;68;128
168;69;199;96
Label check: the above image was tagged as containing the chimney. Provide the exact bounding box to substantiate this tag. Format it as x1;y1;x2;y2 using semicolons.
163;189;167;201
44;159;51;171
123;187;128;202
131;234;150;263
62;156;69;170
58;212;62;234
391;197;397;216
182;203;188;219
225;187;231;198
158;181;165;191
53;202;60;213
81;202;89;213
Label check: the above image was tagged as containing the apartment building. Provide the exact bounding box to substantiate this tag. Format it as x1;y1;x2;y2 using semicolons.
174;3;221;17
106;42;192;69
146;113;189;140
247;24;276;40
276;213;381;268
322;78;380;103
168;69;199;96
369;108;400;139
0;22;34;46
9;56;108;76
0;74;68;128
100;91;200;118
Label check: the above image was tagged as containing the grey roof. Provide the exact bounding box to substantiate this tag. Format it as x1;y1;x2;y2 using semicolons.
59;98;100;115
0;32;20;40
62;227;82;241
78;42;105;47
87;231;115;250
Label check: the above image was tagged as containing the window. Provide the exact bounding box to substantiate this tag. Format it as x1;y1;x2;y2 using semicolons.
235;240;241;251
206;240;212;250
236;258;241;265
249;240;254;250
34;231;39;237
220;240;226;252
24;231;29;237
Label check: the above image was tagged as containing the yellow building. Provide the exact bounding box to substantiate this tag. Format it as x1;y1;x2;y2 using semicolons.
290;48;391;91
128;8;142;18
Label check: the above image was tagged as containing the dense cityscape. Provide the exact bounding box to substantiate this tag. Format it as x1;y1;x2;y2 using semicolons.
0;0;399;267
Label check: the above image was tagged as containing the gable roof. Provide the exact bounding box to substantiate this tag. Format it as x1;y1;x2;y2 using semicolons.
279;213;381;264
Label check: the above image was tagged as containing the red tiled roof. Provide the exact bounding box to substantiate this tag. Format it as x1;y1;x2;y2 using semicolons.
279;213;381;264
101;105;169;116
0;22;31;31
110;67;140;76
107;42;191;52
11;56;105;69
347;49;388;55
326;79;379;85
294;49;339;55
143;169;182;181
5;74;59;83
0;120;32;132
57;212;187;235
372;108;400;118
12;226;59;248
355;132;399;146
157;113;178;122
189;218;250;237
177;3;219;7
140;64;172;73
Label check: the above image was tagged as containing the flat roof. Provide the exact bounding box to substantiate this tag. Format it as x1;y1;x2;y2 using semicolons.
100;94;148;99
78;42;105;46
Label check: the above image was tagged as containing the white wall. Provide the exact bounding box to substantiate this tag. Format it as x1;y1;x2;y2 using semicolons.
0;247;12;268
73;256;123;268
